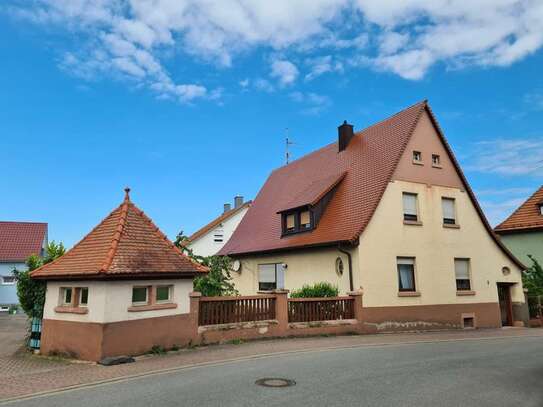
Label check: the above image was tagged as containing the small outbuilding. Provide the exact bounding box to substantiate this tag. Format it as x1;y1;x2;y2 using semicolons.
31;188;207;361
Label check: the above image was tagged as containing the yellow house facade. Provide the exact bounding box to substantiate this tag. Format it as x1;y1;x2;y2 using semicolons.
221;101;527;330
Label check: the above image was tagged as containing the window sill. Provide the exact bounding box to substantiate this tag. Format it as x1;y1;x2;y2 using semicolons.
54;306;88;314
403;220;423;226
456;290;476;296
128;303;177;312
412;160;424;166
398;291;421;297
432;164;443;169
443;223;460;229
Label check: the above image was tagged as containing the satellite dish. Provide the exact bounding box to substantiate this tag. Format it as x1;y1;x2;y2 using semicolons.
232;260;242;273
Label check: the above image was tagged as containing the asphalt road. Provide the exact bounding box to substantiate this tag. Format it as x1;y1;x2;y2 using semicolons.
5;336;543;407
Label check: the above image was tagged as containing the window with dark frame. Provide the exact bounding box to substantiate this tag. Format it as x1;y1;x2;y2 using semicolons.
258;263;285;291
397;257;416;292
282;209;313;235
402;193;419;222
455;258;471;291
442;197;456;225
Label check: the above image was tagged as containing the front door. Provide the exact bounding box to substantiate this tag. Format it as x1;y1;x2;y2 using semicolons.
497;283;513;326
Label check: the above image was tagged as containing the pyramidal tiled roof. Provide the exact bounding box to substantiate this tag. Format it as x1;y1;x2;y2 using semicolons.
495;185;543;233
32;189;207;279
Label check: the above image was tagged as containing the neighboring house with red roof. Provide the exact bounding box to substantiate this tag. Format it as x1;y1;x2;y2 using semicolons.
495;185;543;267
0;221;48;311
31;189;207;361
186;196;251;257
221;100;527;329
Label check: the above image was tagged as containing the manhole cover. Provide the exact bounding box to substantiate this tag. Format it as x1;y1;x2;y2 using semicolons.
255;378;296;388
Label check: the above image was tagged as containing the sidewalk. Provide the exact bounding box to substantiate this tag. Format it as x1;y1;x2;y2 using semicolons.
1;327;542;402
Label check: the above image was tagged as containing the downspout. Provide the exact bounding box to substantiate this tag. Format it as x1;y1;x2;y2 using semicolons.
338;244;354;292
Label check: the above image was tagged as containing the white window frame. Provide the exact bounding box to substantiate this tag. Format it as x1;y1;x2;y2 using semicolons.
442;197;457;225
258;263;285;291
412;150;422;163
402;192;419;222
397;257;417;292
454;258;472;291
79;287;89;307
432;154;441;166
132;286;149;306
155;285;173;304
61;287;73;306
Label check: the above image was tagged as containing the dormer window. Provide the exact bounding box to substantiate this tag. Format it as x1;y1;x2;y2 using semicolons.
413;151;422;163
282;209;314;235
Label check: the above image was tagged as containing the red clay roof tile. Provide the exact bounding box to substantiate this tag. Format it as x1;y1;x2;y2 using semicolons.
31;189;207;279
495;185;543;233
0;222;47;262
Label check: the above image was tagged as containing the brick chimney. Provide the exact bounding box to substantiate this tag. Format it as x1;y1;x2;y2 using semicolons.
338;120;354;152
234;196;244;209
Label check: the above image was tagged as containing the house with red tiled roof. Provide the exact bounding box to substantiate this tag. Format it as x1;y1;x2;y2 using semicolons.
0;221;48;311
495;185;543;267
31;189;207;361
220;100;527;330
186;196;251;257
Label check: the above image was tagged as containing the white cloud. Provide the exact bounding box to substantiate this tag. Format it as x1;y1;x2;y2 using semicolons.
289;91;331;115
480;198;527;226
465;138;543;176
304;55;343;81
8;0;543;98
270;60;299;86
254;78;275;93
524;90;543;111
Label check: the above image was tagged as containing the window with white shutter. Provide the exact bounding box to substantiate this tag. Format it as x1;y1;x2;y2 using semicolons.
402;193;419;222
454;258;471;291
442;198;456;225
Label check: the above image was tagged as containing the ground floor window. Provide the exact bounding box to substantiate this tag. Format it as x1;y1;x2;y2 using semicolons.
156;285;173;303
455;258;471;291
132;286;149;305
258;263;285;291
397;257;416;292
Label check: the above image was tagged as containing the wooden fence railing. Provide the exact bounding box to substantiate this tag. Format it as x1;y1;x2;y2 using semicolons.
198;295;276;326
288;297;355;323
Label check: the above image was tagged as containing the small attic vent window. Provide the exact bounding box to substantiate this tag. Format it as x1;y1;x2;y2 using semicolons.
413;151;422;163
432;154;441;167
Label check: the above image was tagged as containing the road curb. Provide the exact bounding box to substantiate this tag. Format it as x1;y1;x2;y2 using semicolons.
1;332;542;404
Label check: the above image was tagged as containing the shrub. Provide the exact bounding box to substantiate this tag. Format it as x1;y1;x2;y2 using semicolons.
150;345;166;355
290;282;339;298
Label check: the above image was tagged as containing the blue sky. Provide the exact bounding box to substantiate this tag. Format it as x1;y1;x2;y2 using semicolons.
1;1;542;248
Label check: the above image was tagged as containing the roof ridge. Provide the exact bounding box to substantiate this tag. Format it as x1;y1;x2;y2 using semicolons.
132;205;208;273
100;191;131;273
348;101;427;242
188;201;252;243
0;221;48;225
270;100;428;175
495;184;543;230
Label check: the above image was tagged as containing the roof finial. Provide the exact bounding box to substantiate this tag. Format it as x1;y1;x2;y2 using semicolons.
124;187;131;201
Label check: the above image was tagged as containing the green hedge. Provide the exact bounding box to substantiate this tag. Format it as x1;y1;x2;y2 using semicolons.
290;282;339;298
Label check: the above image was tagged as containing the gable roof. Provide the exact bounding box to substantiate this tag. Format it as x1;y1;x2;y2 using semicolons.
32;189;207;280
0;221;47;262
187;201;252;243
219;100;525;270
495;185;543;233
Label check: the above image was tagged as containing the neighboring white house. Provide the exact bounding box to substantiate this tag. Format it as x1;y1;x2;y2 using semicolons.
0;221;48;311
186;196;251;257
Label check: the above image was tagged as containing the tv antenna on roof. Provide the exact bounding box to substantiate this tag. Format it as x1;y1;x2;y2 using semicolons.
285;128;295;165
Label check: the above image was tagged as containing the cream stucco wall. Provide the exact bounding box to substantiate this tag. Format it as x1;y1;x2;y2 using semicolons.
43;279;194;323
231;247;355;295
188;206;249;257
358;180;524;308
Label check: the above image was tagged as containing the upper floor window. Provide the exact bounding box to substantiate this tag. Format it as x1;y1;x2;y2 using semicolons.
1;276;16;285
282;209;313;235
402;193;419;222
61;287;73;306
258;263;285;291
454;258;471;291
442;198;457;225
132;286;149;306
397;257;416;292
213;227;224;242
79;287;89;306
156;285;173;303
432;154;441;167
413;151;422;163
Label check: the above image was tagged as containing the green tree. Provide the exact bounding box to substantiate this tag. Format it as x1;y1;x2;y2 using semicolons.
14;241;66;318
523;255;543;296
174;231;237;296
